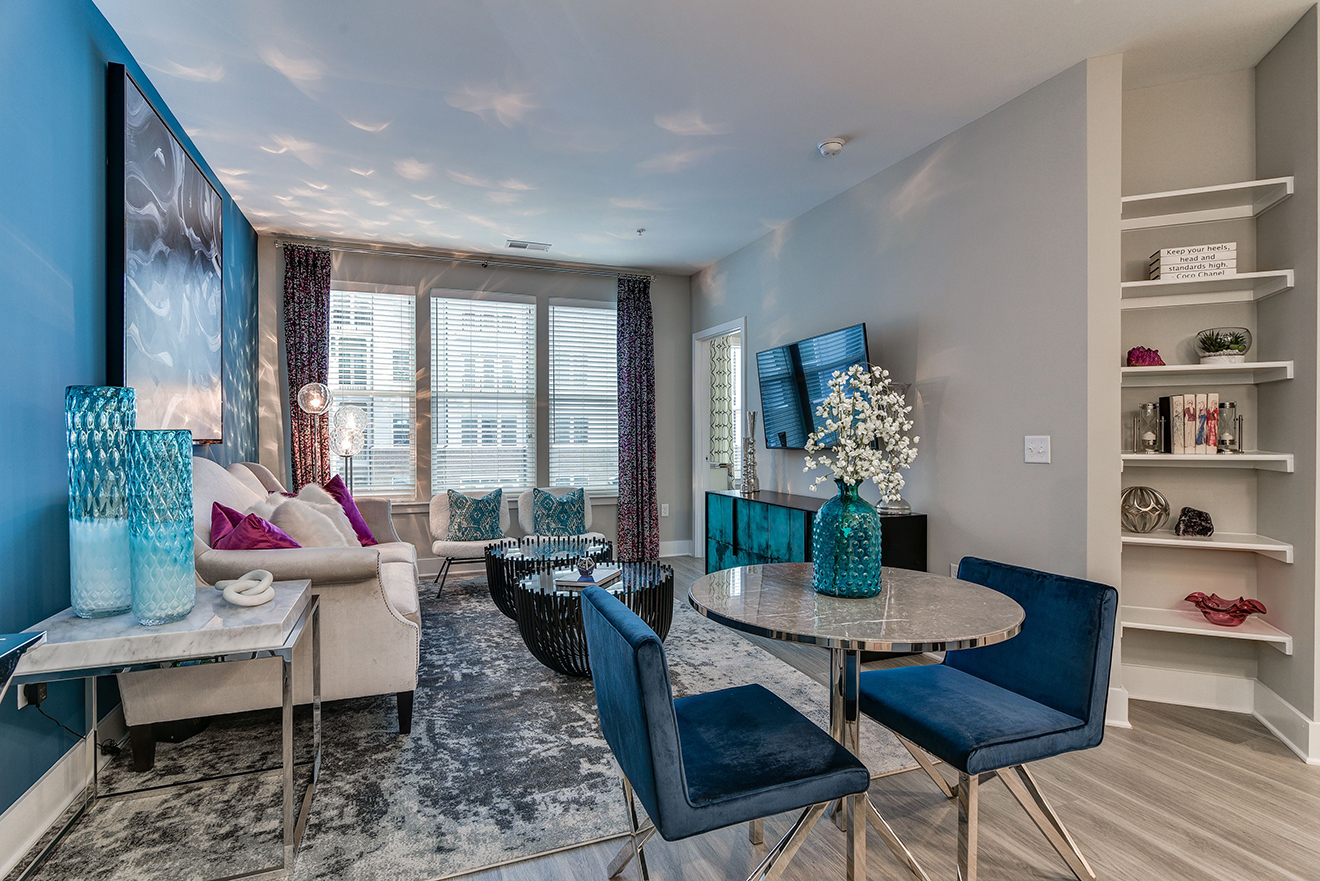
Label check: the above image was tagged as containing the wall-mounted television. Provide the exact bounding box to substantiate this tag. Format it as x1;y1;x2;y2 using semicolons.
756;323;869;449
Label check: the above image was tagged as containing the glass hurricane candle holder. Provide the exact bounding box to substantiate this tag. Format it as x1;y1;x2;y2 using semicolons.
66;386;136;618
1133;402;1163;454
128;429;196;626
1218;401;1242;454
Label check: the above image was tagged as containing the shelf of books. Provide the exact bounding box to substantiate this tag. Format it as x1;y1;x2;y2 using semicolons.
1121;451;1294;472
1121;361;1293;388
1121;176;1294;230
1119;270;1294;310
1120;606;1292;655
1121;530;1294;563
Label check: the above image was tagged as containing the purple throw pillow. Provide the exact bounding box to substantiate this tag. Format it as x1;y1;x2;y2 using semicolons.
323;475;378;546
210;502;301;550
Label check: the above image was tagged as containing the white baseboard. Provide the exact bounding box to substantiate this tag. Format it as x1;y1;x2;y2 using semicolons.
659;540;693;558
1121;663;1255;713
1254;681;1320;764
0;708;123;878
1104;685;1131;728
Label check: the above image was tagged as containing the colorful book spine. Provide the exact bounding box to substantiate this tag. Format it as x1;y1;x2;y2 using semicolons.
1170;395;1185;454
1183;395;1197;453
1195;394;1209;453
1206;393;1219;453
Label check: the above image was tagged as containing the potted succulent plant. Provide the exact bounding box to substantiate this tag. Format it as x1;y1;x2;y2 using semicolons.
1196;327;1252;364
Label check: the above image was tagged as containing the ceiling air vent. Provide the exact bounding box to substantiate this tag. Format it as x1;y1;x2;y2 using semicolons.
506;239;551;251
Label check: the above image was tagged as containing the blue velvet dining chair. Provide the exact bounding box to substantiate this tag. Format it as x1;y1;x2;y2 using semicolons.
580;585;872;881
857;557;1117;881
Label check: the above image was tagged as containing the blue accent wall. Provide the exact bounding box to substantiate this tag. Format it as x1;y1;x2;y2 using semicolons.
0;0;259;814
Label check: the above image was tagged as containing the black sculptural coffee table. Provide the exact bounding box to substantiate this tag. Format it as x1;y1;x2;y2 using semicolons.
515;562;674;676
485;537;614;620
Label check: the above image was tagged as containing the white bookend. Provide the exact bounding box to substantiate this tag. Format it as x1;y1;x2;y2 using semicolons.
1206;392;1219;454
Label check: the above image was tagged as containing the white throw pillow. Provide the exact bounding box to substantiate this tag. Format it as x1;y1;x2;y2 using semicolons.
295;483;361;546
267;498;352;548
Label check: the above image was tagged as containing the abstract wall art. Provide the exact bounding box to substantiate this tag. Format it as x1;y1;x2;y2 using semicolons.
107;63;224;442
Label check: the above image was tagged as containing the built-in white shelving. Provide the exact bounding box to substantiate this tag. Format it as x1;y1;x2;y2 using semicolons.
1121;360;1294;388
1121;176;1294;230
1121;530;1294;563
1121;606;1292;654
1120;270;1294;310
1121;451;1294;472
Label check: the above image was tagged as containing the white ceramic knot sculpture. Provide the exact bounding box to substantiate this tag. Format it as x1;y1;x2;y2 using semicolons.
215;570;276;607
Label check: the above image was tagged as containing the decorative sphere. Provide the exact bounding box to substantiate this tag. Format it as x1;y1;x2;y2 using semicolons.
1120;485;1170;534
297;382;332;416
330;425;365;457
332;404;368;434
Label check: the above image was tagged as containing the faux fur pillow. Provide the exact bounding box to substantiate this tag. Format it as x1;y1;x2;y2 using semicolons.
245;488;362;548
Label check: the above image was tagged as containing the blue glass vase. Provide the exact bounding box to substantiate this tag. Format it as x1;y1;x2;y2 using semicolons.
128;430;196;626
812;480;883;598
66;386;136;618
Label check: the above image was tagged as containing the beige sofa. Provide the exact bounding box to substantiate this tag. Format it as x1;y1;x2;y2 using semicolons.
116;457;421;770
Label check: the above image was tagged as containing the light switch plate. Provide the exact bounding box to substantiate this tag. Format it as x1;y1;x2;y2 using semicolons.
660;503;670;517
1025;435;1051;464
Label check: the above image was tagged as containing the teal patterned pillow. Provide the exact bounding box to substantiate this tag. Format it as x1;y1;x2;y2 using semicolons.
533;488;586;536
447;489;504;541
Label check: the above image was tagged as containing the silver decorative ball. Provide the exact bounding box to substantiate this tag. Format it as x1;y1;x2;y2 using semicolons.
1121;485;1170;534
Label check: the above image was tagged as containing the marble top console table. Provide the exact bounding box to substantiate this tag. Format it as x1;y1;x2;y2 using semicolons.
0;632;45;706
10;581;320;881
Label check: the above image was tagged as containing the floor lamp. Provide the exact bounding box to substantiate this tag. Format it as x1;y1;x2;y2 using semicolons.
331;405;367;494
297;382;333;483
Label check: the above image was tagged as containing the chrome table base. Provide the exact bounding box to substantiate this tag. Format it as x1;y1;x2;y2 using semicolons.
10;599;322;881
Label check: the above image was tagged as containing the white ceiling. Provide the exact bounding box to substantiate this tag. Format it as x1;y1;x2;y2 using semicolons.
95;0;1309;273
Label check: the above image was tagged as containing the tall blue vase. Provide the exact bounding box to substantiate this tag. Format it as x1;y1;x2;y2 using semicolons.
811;479;883;598
128;429;196;626
66;386;136;618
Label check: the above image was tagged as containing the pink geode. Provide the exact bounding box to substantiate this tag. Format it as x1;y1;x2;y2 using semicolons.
1126;346;1165;367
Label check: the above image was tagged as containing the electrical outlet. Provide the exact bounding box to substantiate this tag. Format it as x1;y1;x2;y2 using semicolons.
660;503;670;517
18;682;46;710
1025;435;1051;464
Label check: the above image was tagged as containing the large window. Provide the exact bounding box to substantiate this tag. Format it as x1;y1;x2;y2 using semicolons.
327;288;416;498
431;295;537;493
549;302;618;492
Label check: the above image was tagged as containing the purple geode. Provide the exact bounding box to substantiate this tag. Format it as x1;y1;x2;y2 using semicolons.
1126;346;1165;367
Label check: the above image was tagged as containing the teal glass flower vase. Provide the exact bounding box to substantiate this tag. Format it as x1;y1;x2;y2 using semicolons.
66;386;136;618
128;429;196;626
811;480;883;598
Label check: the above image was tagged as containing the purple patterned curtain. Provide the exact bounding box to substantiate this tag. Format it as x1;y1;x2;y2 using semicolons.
283;245;332;488
617;275;659;561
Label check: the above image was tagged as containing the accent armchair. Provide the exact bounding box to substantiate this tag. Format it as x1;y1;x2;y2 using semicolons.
428;490;513;591
116;457;421;771
516;487;607;542
580;586;871;881
857;557;1117;881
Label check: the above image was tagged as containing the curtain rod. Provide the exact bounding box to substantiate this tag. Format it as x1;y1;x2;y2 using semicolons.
273;238;653;281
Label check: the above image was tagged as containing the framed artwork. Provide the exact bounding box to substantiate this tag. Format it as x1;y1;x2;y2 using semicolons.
106;62;224;442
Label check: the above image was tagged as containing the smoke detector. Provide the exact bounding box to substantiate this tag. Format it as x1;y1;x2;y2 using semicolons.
506;240;551;251
818;137;846;158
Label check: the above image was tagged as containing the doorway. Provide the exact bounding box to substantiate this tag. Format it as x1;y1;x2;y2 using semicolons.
693;318;746;558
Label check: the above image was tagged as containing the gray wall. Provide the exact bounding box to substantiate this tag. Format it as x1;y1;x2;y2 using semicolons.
692;59;1119;581
256;239;693;562
1256;7;1319;723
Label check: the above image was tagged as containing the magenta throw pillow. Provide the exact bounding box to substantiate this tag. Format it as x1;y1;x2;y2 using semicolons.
323;475;378;546
210;502;301;550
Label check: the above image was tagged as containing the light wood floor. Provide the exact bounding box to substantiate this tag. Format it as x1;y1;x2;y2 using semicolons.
458;557;1320;881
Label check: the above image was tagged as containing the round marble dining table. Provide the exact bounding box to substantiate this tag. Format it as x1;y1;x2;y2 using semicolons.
688;562;1025;881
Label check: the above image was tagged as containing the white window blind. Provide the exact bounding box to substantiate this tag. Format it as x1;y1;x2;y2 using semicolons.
327;288;416;499
548;302;618;492
432;295;536;493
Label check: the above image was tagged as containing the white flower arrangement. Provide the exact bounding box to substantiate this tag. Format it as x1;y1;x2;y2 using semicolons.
802;364;919;501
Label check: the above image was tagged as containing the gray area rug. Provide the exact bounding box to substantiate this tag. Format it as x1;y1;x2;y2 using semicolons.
13;572;911;881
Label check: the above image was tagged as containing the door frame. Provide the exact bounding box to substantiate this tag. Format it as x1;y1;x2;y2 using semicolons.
692;318;747;558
